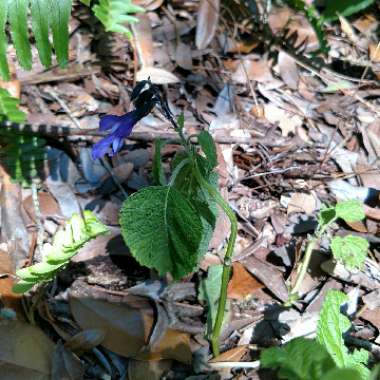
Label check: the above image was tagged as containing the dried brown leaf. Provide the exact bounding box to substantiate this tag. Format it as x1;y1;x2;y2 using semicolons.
227;262;263;300
52;341;84;380
210;344;249;362
65;329;106;354
0;321;54;380
136;67;180;84
128;359;172;380
242;255;288;301
196;0;220;50
132;14;154;67
69;295;153;358
278;51;299;90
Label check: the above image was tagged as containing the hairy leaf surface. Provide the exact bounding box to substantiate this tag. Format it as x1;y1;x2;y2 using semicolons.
120;186;204;280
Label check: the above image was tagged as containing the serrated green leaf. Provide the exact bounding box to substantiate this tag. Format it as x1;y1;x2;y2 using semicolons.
260;337;335;380
335;200;365;222
318;207;336;226
48;0;71;67
198;130;217;169
30;0;52;67
152;139;166;186
199;264;229;335
322;368;362;380
172;152;217;260
0;2;10;80
331;235;369;270
317;290;370;379
0;88;27;122
8;0;32;70
120;185;204;280
93;0;144;37
324;0;374;21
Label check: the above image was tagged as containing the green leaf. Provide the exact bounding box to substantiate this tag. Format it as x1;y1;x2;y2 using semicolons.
152;139;166;186
8;0;32;70
335;200;365;222
0;88;27;122
199;265;228;335
318;207;336;227
30;0;52;67
0;2;10;80
79;0;91;5
322;368;362;380
93;0;144;38
331;235;369;270
260;337;335;380
317;290;370;380
171;152;217;260
198;130;217;169
13;211;108;293
48;0;71;67
324;0;374;21
120;186;204;280
177;113;184;130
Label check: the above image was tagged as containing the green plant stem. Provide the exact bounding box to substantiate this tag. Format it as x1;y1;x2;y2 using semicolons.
288;219;335;302
193;168;237;357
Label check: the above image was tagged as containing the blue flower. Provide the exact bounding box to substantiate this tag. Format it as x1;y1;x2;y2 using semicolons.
92;110;141;160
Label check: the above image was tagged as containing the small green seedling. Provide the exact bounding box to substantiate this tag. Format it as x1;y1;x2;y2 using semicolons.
261;290;370;380
288;200;368;302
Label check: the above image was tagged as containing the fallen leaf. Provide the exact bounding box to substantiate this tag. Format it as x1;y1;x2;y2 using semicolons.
361;308;380;330
136;67;180;84
69;288;192;363
0;79;21;98
52;341;84;380
0;321;54;379
369;43;380;62
128;359;172;380
132;14;154;67
0;169;29;267
0;248;23;315
196;0;220;50
65;329;106;354
23;191;62;222
137;328;192;364
287;192;317;215
227;262;263;300
210;344;249;362
175;42;193;70
242;255;289;301
278;51;299;90
232;58;273;83
69;293;154;358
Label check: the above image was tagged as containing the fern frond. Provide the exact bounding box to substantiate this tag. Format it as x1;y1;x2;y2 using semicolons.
93;0;144;38
0;88;26;122
12;211;109;293
0;3;9;80
0;0;72;80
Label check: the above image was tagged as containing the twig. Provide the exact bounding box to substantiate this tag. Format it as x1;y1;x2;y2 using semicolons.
209;360;260;369
31;180;44;258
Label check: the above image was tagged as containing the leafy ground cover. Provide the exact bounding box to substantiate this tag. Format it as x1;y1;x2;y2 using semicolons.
0;0;379;379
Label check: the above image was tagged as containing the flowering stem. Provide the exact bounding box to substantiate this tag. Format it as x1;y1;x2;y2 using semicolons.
192;167;237;357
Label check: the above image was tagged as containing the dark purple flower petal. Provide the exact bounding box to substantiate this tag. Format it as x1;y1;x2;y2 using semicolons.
92;134;115;160
92;110;140;160
99;115;123;131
